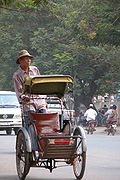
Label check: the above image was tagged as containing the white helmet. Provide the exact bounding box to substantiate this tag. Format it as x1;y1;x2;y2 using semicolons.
110;104;113;108
89;104;93;108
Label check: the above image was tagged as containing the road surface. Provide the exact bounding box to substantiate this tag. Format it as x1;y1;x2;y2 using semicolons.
0;128;120;180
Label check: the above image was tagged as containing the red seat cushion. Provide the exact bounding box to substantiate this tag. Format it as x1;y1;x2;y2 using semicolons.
30;112;60;134
30;112;61;151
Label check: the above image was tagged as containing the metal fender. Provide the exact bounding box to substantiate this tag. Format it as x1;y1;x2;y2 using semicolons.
73;126;87;152
17;127;32;152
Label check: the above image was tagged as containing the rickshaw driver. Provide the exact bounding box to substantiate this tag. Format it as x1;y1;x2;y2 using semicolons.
13;49;47;129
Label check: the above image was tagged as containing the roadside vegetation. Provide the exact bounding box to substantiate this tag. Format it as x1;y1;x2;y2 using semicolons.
0;0;120;116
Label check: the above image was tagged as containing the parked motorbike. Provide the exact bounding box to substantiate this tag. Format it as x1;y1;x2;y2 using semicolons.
86;120;95;134
107;120;117;136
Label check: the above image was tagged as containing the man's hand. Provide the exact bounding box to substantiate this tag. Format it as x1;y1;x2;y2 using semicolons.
20;94;30;102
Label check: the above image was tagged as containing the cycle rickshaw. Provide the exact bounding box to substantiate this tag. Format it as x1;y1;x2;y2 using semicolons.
16;75;87;180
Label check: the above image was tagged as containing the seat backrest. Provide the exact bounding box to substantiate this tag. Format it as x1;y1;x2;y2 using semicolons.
30;112;60;135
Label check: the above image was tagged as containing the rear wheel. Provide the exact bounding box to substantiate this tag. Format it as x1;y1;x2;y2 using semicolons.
16;131;30;180
73;129;86;179
107;128;111;135
90;127;93;134
62;121;72;135
112;128;115;136
86;124;89;134
87;127;89;134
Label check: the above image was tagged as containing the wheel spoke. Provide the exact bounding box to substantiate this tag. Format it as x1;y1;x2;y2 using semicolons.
16;131;30;180
73;129;86;179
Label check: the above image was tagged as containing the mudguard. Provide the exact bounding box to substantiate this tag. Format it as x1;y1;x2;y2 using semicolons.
73;126;87;152
17;127;32;152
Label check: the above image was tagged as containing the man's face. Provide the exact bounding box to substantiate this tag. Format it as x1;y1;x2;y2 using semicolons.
19;56;31;68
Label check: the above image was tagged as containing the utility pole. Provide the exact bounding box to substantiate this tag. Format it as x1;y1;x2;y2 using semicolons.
117;99;120;125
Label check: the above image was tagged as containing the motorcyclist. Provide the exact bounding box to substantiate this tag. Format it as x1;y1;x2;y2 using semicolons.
104;104;113;117
106;104;117;129
84;104;97;130
95;109;104;126
112;105;117;121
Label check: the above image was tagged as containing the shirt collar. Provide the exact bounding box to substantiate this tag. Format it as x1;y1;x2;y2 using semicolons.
19;66;33;74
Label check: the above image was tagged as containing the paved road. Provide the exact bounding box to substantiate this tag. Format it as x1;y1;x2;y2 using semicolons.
0;128;120;180
84;133;120;180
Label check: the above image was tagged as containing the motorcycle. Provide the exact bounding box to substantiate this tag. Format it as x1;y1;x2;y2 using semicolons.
86;120;96;134
107;120;117;136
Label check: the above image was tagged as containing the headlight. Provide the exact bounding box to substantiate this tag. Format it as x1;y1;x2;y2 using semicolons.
14;114;21;119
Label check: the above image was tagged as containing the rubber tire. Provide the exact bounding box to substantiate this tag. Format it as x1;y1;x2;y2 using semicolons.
14;128;19;135
107;129;110;135
73;128;86;179
112;128;115;136
62;121;72;135
16;130;30;180
6;129;12;135
90;127;93;134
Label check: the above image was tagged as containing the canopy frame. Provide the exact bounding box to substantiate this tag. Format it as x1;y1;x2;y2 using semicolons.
23;75;73;98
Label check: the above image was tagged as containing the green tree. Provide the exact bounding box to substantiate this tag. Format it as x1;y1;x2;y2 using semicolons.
0;0;120;117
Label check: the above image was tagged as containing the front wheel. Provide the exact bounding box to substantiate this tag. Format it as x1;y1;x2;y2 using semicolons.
14;128;19;135
6;128;12;135
16;130;30;180
73;128;86;179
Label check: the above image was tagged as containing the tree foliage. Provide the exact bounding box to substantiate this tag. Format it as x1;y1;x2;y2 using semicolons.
0;0;120;115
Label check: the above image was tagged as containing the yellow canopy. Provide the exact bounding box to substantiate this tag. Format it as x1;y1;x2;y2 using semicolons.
23;75;73;98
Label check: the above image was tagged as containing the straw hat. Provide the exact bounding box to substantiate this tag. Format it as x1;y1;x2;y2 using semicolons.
16;50;33;64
